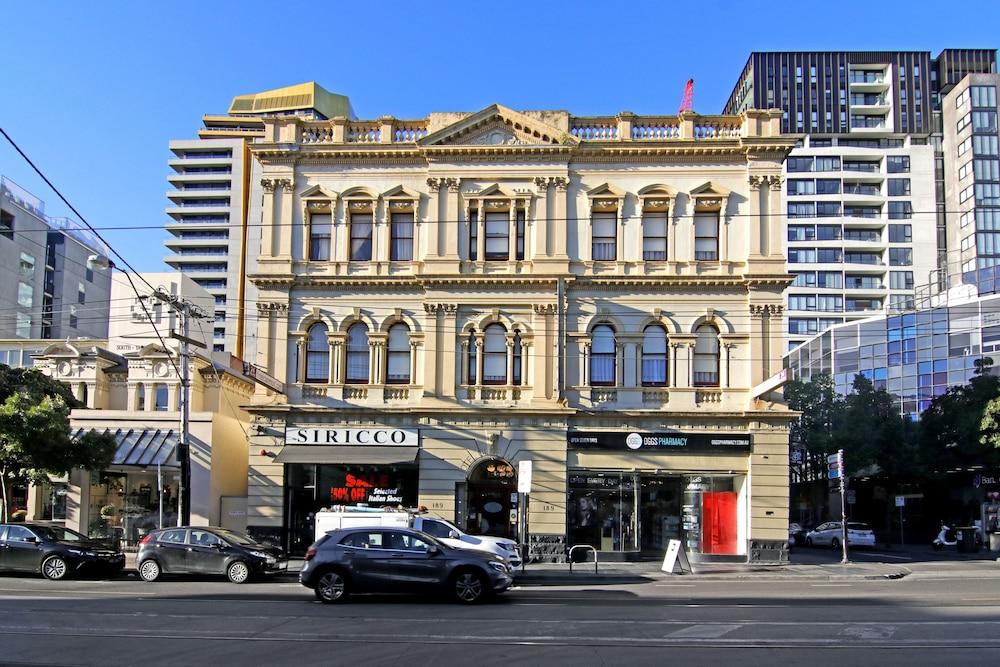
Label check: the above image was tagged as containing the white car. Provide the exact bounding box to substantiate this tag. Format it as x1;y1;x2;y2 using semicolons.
413;516;522;568
805;521;876;549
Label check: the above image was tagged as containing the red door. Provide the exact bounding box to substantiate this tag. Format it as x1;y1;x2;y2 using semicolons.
701;492;738;554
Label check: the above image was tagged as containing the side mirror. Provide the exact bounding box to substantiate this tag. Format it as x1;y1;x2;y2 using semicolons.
25;537;37;544
448;530;459;539
428;545;440;556
214;543;226;550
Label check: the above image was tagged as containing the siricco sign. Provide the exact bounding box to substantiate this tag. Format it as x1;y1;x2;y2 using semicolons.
284;428;418;446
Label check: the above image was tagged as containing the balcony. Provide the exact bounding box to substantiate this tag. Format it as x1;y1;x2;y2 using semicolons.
849;71;890;92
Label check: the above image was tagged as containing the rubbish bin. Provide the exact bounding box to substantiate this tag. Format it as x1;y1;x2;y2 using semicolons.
991;533;1000;553
957;526;979;553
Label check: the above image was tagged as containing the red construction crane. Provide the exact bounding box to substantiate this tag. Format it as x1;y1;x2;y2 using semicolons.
679;78;694;114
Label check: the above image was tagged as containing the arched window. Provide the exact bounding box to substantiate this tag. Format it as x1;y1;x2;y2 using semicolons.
345;323;369;384
512;330;523;386
483;324;507;384
386;324;411;384
641;325;668;386
305;323;329;383
693;324;720;386
590;325;616;386
467;331;478;384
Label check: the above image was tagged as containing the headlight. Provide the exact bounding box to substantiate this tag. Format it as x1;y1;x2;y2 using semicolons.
68;549;96;557
489;561;510;574
500;542;518;552
249;550;268;559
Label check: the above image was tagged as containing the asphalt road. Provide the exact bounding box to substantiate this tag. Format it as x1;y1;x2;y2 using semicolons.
1;571;999;666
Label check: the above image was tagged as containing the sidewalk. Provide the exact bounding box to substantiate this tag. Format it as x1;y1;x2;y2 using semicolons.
511;560;914;585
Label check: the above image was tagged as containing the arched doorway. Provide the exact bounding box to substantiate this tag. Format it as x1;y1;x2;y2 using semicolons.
466;458;516;539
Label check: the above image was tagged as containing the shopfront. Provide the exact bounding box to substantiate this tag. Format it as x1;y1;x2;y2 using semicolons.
277;427;420;554
567;430;751;561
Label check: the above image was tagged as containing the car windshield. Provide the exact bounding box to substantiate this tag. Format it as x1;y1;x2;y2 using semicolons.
30;525;87;542
214;529;259;546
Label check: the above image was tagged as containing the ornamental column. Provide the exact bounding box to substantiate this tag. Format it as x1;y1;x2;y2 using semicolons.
424;179;441;261
747;175;764;258
552;177;569;258
767;177;784;258
533;177;550;257
277;179;294;258
440;305;459;397
260;179;277;257
443;179;461;260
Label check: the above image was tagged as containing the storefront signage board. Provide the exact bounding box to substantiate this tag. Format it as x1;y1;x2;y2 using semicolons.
285;428;418;446
568;431;752;453
661;539;692;574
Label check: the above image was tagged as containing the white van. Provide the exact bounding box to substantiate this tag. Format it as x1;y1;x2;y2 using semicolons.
313;507;521;567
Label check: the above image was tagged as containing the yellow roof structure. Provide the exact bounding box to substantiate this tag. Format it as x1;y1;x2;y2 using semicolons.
227;82;354;120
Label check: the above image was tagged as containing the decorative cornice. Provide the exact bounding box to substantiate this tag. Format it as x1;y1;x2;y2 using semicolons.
256;302;289;313
533;304;557;315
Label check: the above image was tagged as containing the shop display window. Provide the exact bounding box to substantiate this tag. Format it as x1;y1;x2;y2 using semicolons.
87;470;178;548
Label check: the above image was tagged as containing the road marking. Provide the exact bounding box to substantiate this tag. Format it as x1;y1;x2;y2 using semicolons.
669;624;743;638
810;584;852;587
654;584;695;587
841;625;896;640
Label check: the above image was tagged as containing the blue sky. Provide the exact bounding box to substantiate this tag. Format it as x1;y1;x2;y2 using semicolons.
2;0;999;271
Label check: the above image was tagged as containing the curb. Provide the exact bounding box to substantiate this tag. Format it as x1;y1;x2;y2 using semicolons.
512;568;912;585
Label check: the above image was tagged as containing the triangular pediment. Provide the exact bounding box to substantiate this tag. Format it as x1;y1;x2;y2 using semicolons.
382;184;420;199
300;184;337;200
475;184;517;198
689;181;731;197
419;104;577;147
586;183;625;199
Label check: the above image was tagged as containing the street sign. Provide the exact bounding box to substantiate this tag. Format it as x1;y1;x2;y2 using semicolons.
517;460;533;494
827;452;843;479
895;495;906;507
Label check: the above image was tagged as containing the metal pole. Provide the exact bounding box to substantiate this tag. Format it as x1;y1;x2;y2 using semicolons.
157;461;163;529
178;307;191;527
839;449;849;564
899;505;905;547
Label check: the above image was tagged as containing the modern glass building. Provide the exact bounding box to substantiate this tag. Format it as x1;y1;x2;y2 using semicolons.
785;271;1000;420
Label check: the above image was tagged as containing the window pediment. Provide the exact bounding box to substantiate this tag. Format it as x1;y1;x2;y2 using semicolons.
689;181;731;212
419;104;576;147
587;183;625;212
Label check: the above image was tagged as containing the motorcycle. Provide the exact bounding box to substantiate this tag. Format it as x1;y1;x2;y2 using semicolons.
932;523;958;550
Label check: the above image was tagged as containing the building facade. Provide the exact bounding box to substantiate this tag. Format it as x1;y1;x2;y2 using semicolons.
9;273;255;547
242;105;796;562
165;82;353;357
724;50;998;351
0;176;112;340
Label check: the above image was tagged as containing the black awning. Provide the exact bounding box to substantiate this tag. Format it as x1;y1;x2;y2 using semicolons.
73;427;179;468
274;446;418;465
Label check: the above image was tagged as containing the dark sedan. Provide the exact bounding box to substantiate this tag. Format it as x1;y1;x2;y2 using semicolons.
136;526;286;583
300;527;513;604
0;523;124;580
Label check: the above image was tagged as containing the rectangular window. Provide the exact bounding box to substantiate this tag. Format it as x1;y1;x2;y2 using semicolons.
85;265;93;282
817;248;842;263
976;159;1000;181
816;225;841;240
961;234;976;251
69;305;78;329
957;114;971;133
787;202;816;218
17;282;33;308
889;248;913;266
816;179;841;194
349;212;373;261
973;111;998;133
154;385;169;411
78;282;86;305
0;210;13;239
788;179;816;195
642;212;668;261
888;202;913;219
814;157;841;171
308;213;332;261
788;295;817;311
977;209;1000;231
889;224;912;243
890;271;914;290
845;274;880;289
485;211;510;261
591;212;616;261
818;271;843;288
468;210;478;260
789;318;819;335
887;156;910;173
786;157;814;172
19;252;34;277
959;161;973;180
959;137;972;157
390;212;414;261
817;295;843;311
815;202;841;217
961;185;975;204
977;183;1000;206
971;85;997;108
515;210;525;261
16;312;31;338
792;271;816;287
694;212;719;261
974;135;999;156
888;179;911;196
788;225;816;241
788;248;817;263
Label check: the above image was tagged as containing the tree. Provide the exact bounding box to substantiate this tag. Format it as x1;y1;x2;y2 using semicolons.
0;366;116;522
785;373;842;480
920;358;1000;473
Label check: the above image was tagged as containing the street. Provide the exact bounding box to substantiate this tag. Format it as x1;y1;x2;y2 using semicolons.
1;564;999;666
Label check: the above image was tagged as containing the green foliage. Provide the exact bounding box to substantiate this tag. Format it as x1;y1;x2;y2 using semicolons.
0;364;117;521
919;363;1000;472
785;373;839;455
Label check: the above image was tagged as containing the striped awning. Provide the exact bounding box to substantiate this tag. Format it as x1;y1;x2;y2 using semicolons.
73;427;179;468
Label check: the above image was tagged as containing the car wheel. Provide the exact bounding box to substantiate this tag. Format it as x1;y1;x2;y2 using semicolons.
805;537;813;547
41;556;69;581
138;559;161;582
831;537;841;550
452;569;488;604
314;570;349;604
226;561;251;584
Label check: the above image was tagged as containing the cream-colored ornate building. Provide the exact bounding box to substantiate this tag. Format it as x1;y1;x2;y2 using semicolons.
245;104;796;562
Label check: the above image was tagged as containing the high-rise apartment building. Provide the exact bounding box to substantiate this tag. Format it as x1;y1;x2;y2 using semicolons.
0;175;112;340
164;82;353;356
725;50;997;350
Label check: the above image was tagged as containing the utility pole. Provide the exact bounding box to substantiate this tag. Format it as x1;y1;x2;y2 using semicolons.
150;288;208;527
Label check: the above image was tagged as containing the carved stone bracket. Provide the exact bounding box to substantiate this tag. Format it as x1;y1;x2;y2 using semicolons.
749;304;783;318
261;178;276;193
748;174;782;191
256;302;289;314
426;177;441;192
532;304;557;315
